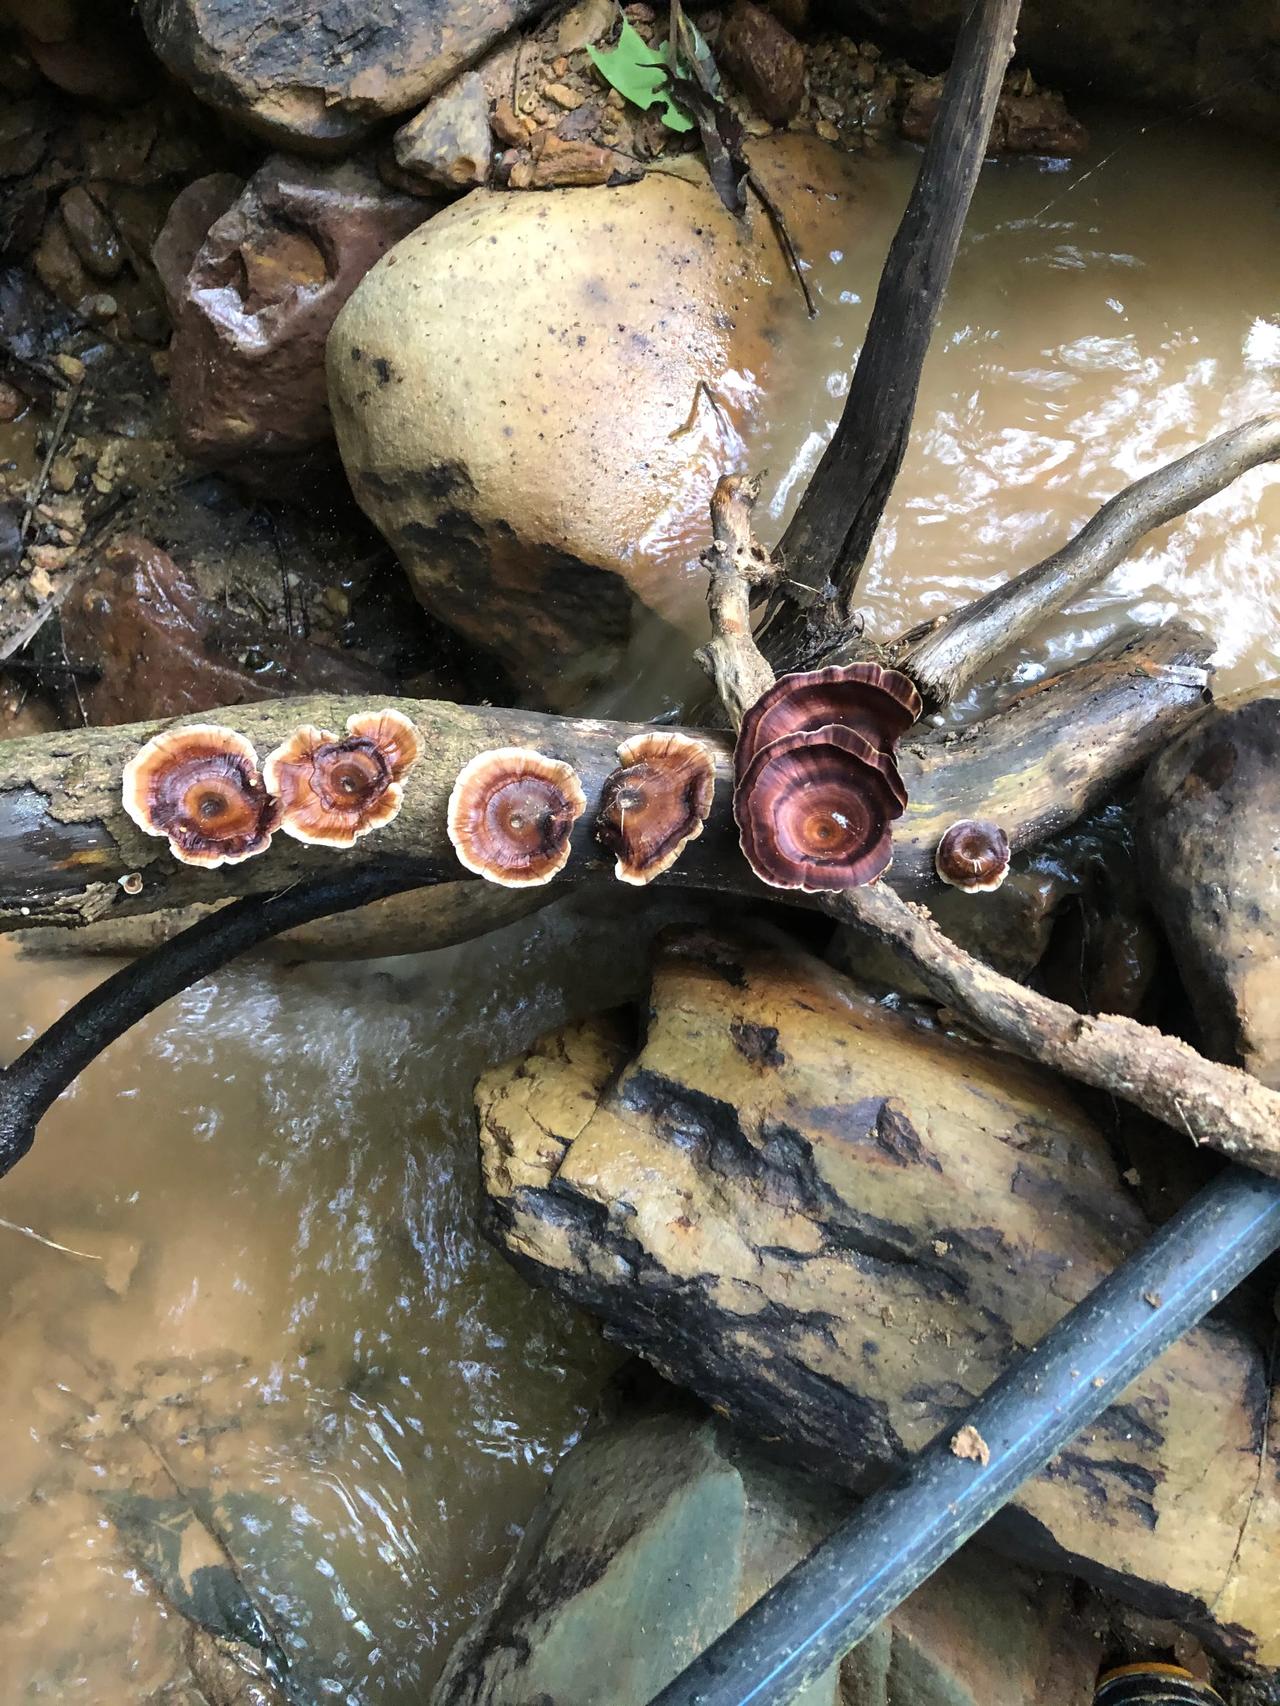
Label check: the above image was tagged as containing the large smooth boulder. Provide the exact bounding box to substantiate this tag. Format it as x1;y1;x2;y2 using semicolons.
1138;690;1280;1084
432;1379;1100;1706
477;927;1280;1662
136;0;555;153
327;135;868;706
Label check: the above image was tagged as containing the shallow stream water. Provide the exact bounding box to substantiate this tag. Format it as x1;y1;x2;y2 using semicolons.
2;107;1279;1701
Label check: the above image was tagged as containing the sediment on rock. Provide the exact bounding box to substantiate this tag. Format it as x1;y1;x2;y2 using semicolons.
476;926;1280;1663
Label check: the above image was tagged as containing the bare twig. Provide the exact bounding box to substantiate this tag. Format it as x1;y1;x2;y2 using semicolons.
895;413;1280;707
756;0;1021;670
694;475;780;728
831;882;1280;1178
16;374;83;553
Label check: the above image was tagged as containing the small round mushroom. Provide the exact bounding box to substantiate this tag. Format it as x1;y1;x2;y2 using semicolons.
263;709;424;848
121;724;280;868
597;731;716;885
934;818;1011;893
735;725;905;892
448;747;586;886
735;662;922;783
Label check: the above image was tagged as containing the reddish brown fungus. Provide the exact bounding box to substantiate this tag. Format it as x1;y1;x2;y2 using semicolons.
121;724;280;868
597;731;716;885
735;662;922;783
448;747;586;887
735;725;904;892
263;708;423;848
935;818;1011;893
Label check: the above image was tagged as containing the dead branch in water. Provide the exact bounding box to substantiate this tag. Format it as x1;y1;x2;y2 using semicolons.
755;0;1021;671
697;473;1280;1182
894;413;1280;707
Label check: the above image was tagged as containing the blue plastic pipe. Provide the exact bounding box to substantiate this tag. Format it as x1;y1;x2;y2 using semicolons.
647;1164;1280;1706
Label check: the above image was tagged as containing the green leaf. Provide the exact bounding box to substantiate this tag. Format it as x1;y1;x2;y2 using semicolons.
587;19;694;132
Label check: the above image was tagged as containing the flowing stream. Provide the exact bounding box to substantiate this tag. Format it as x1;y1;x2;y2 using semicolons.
1;106;1278;1701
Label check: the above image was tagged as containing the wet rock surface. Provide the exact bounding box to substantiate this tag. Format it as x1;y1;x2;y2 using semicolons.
165;155;435;465
1139;691;1280;1086
433;1375;1101;1706
59;533;391;723
477;927;1280;1661
136;0;557;153
328;133;866;705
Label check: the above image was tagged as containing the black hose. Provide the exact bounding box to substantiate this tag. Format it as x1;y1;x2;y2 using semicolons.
647;1164;1280;1706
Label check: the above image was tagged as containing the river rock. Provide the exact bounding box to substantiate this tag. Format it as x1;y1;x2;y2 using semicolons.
60;534;390;722
393;71;492;192
477;926;1280;1662
151;173;242;317
1138;690;1280;1085
165;156;435;464
328;134;867;706
136;0;556;153
432;1377;1100;1706
719;1;807;125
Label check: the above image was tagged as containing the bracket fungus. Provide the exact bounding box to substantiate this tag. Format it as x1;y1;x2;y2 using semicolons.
596;731;717;885
734;662;921;784
121;724;281;868
447;747;586;886
735;725;906;891
263;709;424;847
934;818;1012;893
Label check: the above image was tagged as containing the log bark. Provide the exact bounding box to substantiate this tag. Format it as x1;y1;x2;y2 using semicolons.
0;625;1208;931
476;928;1280;1664
756;0;1021;670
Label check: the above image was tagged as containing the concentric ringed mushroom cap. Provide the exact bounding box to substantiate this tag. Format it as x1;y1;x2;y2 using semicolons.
935;818;1011;893
597;731;716;885
448;747;586;887
121;724;280;868
735;663;922;783
263;708;423;848
735;724;904;892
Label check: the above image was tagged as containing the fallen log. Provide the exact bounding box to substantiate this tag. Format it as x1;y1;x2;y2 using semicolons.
0;622;1208;931
476;927;1280;1664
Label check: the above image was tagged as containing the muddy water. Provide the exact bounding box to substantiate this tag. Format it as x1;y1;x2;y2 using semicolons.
607;109;1280;717
3;108;1280;1702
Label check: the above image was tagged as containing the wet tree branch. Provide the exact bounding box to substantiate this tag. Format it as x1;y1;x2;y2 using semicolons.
894;413;1280;707
756;0;1021;671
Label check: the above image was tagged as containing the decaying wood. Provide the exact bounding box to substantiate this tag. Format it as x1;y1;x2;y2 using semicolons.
756;0;1022;670
695;474;779;730
895;414;1280;707
0;629;1208;932
476;929;1280;1663
835;881;1280;1177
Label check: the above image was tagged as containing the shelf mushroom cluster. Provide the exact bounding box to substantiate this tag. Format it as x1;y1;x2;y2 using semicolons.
444;731;717;889
122;711;424;867
731;662;922;892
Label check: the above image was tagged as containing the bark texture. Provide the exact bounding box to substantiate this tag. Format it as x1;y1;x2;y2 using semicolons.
477;928;1280;1663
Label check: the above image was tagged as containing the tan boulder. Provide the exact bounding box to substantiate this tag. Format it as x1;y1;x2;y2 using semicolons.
327;136;869;706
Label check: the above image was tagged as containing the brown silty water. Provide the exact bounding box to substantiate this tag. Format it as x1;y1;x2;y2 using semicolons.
2;110;1279;1700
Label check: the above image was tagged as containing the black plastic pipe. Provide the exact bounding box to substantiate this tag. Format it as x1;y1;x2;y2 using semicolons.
648;1164;1280;1706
